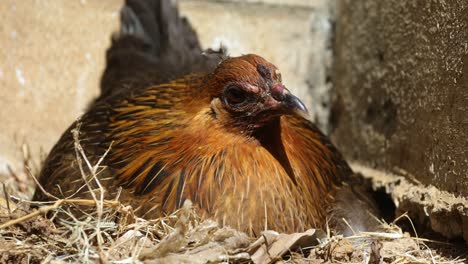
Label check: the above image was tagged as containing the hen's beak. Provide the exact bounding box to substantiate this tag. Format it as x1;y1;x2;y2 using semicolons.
282;91;309;118
269;83;309;118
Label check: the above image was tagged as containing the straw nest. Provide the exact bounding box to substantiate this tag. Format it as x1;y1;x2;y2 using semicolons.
0;142;466;264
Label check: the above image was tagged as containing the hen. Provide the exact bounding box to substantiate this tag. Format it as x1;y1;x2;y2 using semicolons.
34;0;379;235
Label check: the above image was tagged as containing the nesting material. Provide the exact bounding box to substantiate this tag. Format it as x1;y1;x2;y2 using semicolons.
0;144;466;263
0;193;466;263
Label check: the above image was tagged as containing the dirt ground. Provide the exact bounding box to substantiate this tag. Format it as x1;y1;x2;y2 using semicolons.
0;151;466;264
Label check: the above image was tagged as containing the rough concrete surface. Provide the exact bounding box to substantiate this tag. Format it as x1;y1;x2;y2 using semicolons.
0;0;331;174
332;0;468;198
0;0;123;174
352;163;468;243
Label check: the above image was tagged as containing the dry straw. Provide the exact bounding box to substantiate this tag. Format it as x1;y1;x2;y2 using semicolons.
0;124;465;263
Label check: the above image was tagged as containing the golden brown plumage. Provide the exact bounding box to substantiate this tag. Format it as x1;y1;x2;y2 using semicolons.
34;0;378;235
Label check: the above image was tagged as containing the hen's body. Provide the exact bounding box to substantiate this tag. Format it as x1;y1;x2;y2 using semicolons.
34;0;379;235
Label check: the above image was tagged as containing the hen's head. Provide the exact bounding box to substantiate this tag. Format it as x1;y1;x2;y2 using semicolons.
206;54;308;132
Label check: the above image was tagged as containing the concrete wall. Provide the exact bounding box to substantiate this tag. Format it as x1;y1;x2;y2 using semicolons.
0;0;332;177
0;1;123;175
331;0;468;240
332;0;468;197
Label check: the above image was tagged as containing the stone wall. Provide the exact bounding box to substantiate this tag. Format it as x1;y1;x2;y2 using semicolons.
0;1;122;175
331;0;468;241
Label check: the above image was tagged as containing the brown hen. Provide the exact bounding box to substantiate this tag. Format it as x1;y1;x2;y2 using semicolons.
34;0;379;235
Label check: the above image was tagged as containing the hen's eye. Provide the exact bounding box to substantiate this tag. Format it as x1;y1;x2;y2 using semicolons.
224;85;248;106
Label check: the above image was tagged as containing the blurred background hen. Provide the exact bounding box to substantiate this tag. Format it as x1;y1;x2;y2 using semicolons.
34;0;380;236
